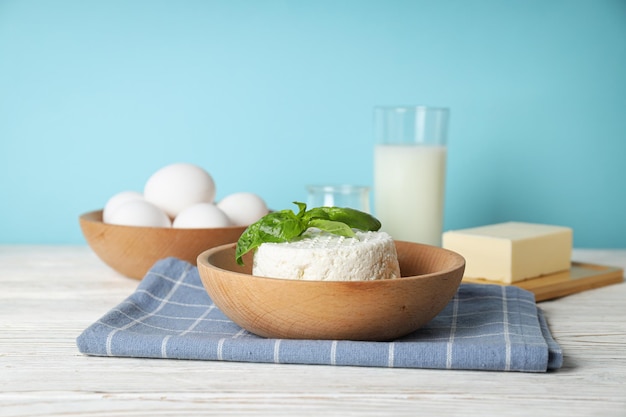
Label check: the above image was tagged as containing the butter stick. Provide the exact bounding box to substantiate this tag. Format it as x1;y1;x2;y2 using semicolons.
442;222;573;284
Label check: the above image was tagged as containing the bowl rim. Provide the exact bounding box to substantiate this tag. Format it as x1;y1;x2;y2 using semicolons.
197;242;466;285
79;209;248;232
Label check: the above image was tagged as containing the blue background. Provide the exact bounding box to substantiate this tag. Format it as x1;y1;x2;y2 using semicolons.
1;0;625;247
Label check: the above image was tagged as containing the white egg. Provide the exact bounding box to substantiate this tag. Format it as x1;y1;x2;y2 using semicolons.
217;192;269;226
144;163;216;218
102;191;144;223
172;203;232;229
106;200;172;228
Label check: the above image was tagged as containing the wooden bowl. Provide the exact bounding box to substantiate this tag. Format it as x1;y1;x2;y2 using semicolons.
79;210;246;279
197;241;465;341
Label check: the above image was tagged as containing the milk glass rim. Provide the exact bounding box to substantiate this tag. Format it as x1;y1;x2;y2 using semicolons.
306;184;370;193
374;105;450;146
374;105;450;113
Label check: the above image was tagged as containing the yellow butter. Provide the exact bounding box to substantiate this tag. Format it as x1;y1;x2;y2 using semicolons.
442;222;573;284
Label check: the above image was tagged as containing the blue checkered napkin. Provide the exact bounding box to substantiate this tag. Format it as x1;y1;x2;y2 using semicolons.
76;258;563;372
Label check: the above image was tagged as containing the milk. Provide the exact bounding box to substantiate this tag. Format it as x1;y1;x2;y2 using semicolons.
374;144;446;246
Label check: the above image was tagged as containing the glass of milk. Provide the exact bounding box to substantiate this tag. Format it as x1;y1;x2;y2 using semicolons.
373;106;450;246
306;185;371;213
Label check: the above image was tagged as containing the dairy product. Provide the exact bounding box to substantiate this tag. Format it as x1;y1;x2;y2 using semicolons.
252;230;401;281
374;144;446;246
442;222;572;283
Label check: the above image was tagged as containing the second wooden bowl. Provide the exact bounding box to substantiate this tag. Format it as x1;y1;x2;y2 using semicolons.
79;209;246;279
197;241;465;341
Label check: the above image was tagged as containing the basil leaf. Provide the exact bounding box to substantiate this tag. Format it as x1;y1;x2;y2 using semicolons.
235;209;307;265
293;201;307;218
304;206;381;232
258;210;308;241
301;207;330;222
308;219;356;238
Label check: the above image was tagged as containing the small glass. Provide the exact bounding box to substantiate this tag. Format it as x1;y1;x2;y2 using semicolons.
306;185;371;213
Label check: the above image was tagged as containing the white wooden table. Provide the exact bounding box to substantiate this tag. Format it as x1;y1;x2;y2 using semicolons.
1;246;625;417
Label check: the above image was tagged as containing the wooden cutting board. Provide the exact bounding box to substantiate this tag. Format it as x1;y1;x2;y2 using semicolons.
463;262;624;302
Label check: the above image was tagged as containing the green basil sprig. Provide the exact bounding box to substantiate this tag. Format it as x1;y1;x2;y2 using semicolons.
235;201;381;265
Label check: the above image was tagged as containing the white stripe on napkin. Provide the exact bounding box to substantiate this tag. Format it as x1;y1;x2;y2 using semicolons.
161;335;172;358
446;295;460;369
388;342;395;368
273;340;282;363
502;286;512;371
217;338;225;360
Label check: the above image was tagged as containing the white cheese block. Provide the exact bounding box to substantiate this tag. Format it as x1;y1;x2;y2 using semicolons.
442;222;572;284
252;230;401;281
